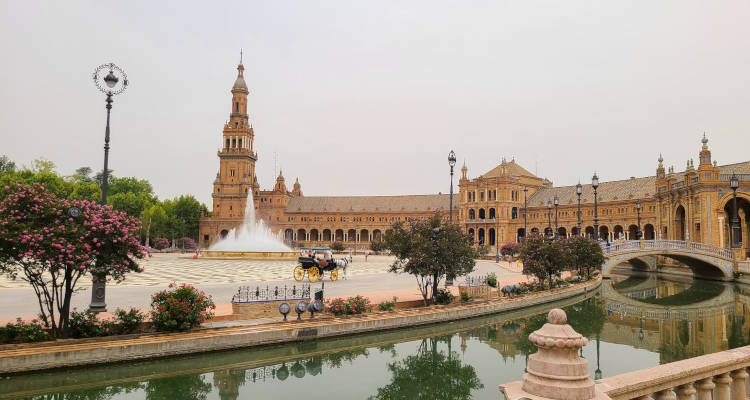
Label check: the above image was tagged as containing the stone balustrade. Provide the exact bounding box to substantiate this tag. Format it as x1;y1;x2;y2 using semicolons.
597;346;750;400
602;240;735;261
500;308;750;400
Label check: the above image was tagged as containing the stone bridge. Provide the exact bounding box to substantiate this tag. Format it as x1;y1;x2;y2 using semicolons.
602;240;736;280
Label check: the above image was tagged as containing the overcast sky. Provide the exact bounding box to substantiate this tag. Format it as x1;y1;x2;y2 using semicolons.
1;1;749;205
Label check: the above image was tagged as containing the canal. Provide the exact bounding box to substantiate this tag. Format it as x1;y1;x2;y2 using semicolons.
3;273;750;399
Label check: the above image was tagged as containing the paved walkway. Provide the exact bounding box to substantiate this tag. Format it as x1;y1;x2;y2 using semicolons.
0;255;524;323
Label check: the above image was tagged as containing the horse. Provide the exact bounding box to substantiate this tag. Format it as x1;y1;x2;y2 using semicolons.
334;254;353;279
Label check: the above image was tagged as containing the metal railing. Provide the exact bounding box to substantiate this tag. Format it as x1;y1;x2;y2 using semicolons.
721;173;750;181
231;284;311;303
601;240;734;260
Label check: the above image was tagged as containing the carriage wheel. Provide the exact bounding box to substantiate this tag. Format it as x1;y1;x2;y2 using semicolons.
308;267;320;282
293;266;305;282
330;269;339;281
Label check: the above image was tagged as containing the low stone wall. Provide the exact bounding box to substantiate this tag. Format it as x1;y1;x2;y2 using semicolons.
0;279;601;374
232;301;305;319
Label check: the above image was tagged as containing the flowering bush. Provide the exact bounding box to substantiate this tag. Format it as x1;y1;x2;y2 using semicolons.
111;307;144;334
150;283;215;332
0;318;50;344
500;242;517;257
69;309;108;338
326;295;372;316
152;237;170;250
0;183;147;337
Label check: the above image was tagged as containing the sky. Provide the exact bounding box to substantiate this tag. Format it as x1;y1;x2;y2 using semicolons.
1;1;749;205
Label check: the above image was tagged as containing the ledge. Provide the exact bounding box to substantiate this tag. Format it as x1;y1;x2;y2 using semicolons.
0;278;601;374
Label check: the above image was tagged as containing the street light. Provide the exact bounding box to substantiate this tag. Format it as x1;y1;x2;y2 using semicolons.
523;187;528;240
576;182;583;236
592;173;600;241
730;173;741;248
547;199;552;241
448;150;456;224
636;200;642;240
91;63;129;313
553;196;559;239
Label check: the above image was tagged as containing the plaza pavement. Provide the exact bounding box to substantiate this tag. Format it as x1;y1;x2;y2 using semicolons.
0;254;525;323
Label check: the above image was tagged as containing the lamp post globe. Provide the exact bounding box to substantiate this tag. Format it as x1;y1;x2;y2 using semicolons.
90;62;129;313
592;173;600;241
576;182;583;236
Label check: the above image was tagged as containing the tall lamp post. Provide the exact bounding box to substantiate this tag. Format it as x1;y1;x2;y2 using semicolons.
523;186;528;239
553;196;559;239
592;173;600;241
730;173;741;248
91;63;129;312
547;199;552;241
636;200;642;240
448;150;456;224
576;182;582;236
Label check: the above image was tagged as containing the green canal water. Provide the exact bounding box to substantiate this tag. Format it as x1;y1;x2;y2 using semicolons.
3;273;750;400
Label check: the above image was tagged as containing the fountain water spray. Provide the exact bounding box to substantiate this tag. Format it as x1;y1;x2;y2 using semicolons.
209;194;291;252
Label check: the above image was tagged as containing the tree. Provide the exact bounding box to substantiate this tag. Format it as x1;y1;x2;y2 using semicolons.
385;213;479;305
108;191;154;218
142;204;168;247
72;167;94;183
517;234;571;289
369;337;483;400
562;236;604;279
0;183;147;337
0;155;16;174
331;241;345;252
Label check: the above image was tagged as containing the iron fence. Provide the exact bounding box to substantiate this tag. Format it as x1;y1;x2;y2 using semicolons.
231;284;311;303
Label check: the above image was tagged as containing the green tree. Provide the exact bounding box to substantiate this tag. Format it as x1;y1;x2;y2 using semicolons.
109;191;154;218
68;181;102;202
562;236;604;278
517;234;571;289
384;214;479;305
369;337;483;400
142;204;168;247
72;166;94;183
0;155;16;174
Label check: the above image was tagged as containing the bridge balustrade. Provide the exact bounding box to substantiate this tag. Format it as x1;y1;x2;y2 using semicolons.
601;240;734;261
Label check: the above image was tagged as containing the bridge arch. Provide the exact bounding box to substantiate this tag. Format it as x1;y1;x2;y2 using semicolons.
602;240;735;280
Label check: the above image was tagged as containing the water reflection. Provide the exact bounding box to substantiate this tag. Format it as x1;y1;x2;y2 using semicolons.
7;275;750;400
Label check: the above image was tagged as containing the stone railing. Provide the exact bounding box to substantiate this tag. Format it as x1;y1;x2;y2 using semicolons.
500;308;750;400
738;260;750;274
598;347;750;400
721;173;750;181
602;240;734;261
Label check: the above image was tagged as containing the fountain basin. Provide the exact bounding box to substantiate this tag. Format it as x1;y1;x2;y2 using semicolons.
200;250;298;260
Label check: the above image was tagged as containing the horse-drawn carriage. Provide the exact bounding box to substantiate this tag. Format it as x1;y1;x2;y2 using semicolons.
293;247;351;282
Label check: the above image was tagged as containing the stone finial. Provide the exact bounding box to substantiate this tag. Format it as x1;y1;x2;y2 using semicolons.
521;309;596;400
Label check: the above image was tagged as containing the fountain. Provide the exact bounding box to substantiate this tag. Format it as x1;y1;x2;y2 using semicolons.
200;194;298;260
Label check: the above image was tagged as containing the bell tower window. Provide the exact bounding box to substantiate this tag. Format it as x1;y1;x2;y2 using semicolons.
235;102;239;112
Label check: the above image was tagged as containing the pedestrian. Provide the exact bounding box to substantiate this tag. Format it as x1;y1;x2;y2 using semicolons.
365;250;369;262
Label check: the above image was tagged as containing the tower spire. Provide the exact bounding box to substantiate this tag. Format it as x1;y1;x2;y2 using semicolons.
240;48;243;65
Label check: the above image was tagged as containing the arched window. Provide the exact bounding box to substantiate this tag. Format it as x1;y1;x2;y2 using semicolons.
235;102;239;112
511;207;518;219
489;208;496;219
226;138;230;148
469;209;476;219
478;209;485;219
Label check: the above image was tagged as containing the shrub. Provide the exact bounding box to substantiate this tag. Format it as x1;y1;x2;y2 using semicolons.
378;296;398;312
176;237;196;250
734;271;742;280
434;288;454;305
69;309;108;338
485;273;498;288
460;291;472;303
370;239;386;252
0;318;50;344
331;241;345;252
111;307;145;334
500;242;517;257
152;237;170;250
150;283;216;332
326;295;372;316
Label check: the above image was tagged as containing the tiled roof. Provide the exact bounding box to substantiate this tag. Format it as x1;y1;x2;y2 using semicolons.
526;161;750;207
481;160;537;179
527;176;656;207
285;194;457;213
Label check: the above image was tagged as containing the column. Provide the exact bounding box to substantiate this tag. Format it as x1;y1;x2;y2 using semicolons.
675;383;696;400
714;372;731;400
731;368;748;400
718;216;725;248
654;389;675;400
695;377;715;400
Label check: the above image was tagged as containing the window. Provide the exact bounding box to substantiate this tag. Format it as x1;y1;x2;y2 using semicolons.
235;102;239;112
230;169;235;177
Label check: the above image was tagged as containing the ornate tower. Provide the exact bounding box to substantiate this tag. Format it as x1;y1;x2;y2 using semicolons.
292;177;303;196
211;61;258;220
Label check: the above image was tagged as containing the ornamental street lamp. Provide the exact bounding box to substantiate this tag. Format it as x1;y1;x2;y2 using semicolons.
448;150;456;224
523;186;528;240
636;200;642;240
554;196;559;239
730;173;741;248
592;173;600;241
91;63;129;313
576;182;583;236
547;199;552;240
